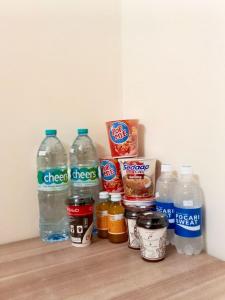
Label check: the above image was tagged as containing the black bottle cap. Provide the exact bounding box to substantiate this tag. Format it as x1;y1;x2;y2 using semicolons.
65;195;93;206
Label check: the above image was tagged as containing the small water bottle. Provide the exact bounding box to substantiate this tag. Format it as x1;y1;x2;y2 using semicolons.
37;129;69;242
70;128;100;235
174;165;203;255
156;164;176;245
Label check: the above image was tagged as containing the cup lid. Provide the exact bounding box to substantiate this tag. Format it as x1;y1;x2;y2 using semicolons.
136;211;168;229
65;195;93;206
125;206;153;219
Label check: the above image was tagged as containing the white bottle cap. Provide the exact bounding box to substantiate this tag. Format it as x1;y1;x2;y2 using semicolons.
180;165;193;175
161;164;172;173
111;193;122;202
99;191;109;199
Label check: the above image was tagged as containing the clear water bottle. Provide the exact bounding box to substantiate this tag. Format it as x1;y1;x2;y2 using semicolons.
70;128;100;234
37;129;69;242
156;164;177;245
174;165;203;255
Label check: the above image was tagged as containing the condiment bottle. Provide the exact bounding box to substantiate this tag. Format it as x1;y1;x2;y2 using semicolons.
125;206;152;249
96;191;110;238
136;211;168;261
108;194;127;243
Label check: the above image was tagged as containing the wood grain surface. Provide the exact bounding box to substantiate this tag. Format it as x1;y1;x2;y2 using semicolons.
0;238;225;300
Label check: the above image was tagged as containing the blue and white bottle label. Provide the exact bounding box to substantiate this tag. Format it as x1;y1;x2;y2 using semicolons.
156;201;175;229
175;207;202;238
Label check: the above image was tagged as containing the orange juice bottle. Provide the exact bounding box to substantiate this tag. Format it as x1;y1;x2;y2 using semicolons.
96;192;110;238
108;194;128;243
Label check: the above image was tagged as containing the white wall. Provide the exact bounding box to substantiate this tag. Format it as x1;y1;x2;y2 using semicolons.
1;0;225;261
0;0;122;244
122;0;225;260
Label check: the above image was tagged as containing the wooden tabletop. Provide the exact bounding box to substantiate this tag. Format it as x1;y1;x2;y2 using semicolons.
0;237;225;300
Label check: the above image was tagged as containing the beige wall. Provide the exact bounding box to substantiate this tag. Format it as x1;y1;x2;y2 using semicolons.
0;0;122;244
122;0;225;260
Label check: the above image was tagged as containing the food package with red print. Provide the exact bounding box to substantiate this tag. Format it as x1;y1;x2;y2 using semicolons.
100;158;124;193
106;119;138;158
119;158;156;199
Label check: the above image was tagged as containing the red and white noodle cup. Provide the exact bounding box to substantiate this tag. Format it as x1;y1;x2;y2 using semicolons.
106;119;139;158
100;158;124;193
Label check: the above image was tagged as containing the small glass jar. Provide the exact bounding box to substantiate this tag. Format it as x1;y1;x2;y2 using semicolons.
125;206;152;249
136;211;168;261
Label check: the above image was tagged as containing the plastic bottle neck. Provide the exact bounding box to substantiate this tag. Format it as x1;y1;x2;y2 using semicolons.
180;174;194;182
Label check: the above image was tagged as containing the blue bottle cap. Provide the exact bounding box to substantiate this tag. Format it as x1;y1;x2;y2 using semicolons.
45;129;57;136
77;128;88;135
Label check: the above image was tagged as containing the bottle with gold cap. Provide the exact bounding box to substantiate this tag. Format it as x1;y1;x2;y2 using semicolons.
96;191;110;238
108;194;127;243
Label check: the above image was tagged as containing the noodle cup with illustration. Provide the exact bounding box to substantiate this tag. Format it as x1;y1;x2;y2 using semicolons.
100;158;124;193
106;119;138;158
119;158;156;199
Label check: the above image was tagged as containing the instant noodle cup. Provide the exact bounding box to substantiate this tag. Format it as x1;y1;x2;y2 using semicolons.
106;119;138;158
100;158;124;193
119;158;156;199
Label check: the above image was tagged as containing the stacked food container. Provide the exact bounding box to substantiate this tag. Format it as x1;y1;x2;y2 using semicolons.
99;120;162;254
101;119;156;207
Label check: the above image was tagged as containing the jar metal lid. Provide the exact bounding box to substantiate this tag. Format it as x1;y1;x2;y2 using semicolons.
136;211;168;229
125;206;153;219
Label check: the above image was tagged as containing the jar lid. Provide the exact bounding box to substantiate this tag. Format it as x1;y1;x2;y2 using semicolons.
136;211;168;229
65;195;93;206
125;206;152;219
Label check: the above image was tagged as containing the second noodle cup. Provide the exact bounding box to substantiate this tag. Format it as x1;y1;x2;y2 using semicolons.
136;211;168;261
119;158;156;199
100;158;124;193
106;119;139;158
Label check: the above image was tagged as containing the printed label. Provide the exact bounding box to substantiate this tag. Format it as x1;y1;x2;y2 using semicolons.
127;219;140;249
136;227;167;260
100;160;117;181
108;214;126;234
96;210;108;231
37;167;68;191
67;205;93;217
175;207;202;238
109;121;129;144
156;201;175;229
69;216;93;246
71;166;99;187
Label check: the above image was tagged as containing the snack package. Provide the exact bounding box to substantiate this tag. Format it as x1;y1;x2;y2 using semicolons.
100;158;124;193
106;119;138;158
119;158;156;199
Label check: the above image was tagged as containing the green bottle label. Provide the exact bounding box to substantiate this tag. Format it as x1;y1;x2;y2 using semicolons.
71;166;99;187
38;167;68;191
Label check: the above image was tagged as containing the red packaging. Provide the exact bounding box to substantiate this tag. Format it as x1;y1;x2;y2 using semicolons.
106;119;138;158
100;158;124;193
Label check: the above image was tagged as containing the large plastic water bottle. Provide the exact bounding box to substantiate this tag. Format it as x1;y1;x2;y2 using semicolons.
174;165;203;255
70;129;100;233
156;164;177;245
37;129;69;242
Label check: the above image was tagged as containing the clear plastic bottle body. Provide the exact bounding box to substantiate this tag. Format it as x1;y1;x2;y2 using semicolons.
37;133;69;242
70;131;100;236
156;171;177;245
174;174;203;255
70;134;100;198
